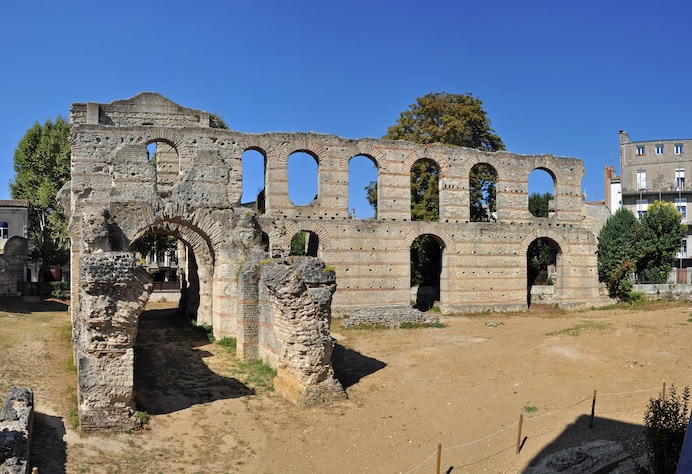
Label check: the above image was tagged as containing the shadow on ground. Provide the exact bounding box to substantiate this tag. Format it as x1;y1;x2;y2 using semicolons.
524;414;646;471
134;307;253;415
31;412;67;474
0;297;69;314
332;343;387;389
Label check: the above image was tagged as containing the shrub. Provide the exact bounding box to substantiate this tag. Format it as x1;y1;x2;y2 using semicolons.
50;280;70;299
642;385;690;473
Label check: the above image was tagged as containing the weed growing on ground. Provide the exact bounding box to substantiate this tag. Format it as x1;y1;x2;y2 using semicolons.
68;394;79;429
217;337;237;354
547;320;610;336
234;360;277;391
133;410;150;427
523;405;538;413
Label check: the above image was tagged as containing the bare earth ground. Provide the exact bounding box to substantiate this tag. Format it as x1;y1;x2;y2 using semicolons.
1;298;691;473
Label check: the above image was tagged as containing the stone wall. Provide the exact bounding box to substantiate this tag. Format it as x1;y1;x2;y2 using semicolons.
0;387;34;474
0;237;27;296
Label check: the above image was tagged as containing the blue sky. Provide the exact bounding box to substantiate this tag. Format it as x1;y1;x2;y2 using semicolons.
1;0;691;217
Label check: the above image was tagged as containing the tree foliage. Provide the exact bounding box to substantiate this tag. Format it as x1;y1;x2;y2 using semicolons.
529;192;553;218
469;164;497;222
643;385;690;473
365;92;506;218
597;208;642;298
10;117;71;264
410;160;439;221
637;201;688;283
383;92;505;151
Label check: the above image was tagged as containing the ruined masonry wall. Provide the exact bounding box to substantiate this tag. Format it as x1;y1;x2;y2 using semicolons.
68;93;606;317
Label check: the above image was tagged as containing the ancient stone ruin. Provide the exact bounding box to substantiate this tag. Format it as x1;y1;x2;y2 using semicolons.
62;92;607;429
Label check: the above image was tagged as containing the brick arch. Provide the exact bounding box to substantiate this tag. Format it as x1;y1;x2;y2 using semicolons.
338;143;389;172
520;229;570;255
278;138;328;164
401;227;457;253
238;136;280;164
281;221;332;250
402;149;451;176
130;218;216;265
137;128;187;155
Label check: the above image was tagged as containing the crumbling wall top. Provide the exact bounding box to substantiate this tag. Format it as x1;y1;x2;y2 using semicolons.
70;92;214;129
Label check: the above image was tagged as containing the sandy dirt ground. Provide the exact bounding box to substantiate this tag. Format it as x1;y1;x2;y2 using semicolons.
1;298;691;473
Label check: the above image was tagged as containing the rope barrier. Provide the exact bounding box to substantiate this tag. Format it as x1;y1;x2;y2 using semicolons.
403;383;675;472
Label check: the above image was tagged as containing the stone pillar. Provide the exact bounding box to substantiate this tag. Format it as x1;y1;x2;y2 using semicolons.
260;257;346;405
75;252;151;430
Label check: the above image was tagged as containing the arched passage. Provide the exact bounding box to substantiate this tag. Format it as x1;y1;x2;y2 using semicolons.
528;168;556;217
146;139;180;199
410;233;445;310
527;237;561;307
469;163;498;222
241;148;266;213
348;154;378;219
288;151;318;206
289;230;319;257
411;159;440;221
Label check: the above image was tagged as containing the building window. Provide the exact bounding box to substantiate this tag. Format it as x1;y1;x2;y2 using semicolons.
636;199;648;219
675;143;684;155
636;170;647;190
0;222;7;239
656;144;664;155
677;198;688;223
681;238;688;258
636;145;646;156
676;169;686;189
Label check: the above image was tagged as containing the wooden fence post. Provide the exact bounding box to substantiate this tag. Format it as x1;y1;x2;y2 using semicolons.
436;443;442;474
516;414;524;454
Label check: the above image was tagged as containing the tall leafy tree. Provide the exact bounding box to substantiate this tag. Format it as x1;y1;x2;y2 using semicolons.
383;92;505;150
376;92;505;220
410;159;439;221
529;192;553;218
597;208;642;298
637;201;687;283
10;117;71;264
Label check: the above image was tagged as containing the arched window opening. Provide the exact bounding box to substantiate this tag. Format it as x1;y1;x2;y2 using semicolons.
410;234;444;310
411;159;439;221
241;149;266;214
527;237;560;307
289;231;319;257
528;168;556;217
469;163;497;222
288;151;318;206
131;233;180;288
260;231;270;253
147;140;180;199
348;155;378;219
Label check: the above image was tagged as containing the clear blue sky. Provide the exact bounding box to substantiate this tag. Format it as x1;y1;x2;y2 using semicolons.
1;0;691;217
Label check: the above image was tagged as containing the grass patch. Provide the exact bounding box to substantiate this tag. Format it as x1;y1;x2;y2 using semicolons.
234;360;277;391
523;405;538;413
215;336;276;391
68;394;80;429
547;320;611;336
217;337;237;354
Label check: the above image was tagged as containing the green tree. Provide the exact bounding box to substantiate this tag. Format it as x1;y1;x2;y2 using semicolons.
364;181;377;215
10;117;71;264
637;201;687;283
469;164;498;222
410;160;439;221
366;92;506;218
529;192;553;218
597;208;642;298
290;231;307;256
383;92;504;150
